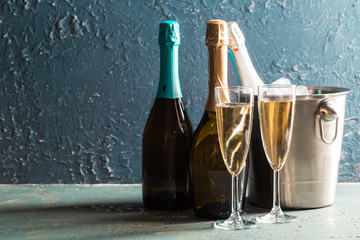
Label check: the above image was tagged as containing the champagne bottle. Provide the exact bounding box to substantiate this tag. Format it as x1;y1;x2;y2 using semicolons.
228;21;264;94
142;21;193;210
189;19;232;219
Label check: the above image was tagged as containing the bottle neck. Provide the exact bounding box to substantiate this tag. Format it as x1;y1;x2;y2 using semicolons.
229;43;263;94
156;45;182;99
204;45;228;112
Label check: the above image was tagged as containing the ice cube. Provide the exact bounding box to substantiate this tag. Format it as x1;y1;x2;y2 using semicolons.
271;77;291;85
270;78;309;95
295;85;310;95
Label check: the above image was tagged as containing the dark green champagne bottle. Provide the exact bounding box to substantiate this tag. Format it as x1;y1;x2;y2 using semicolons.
142;21;193;210
189;20;232;219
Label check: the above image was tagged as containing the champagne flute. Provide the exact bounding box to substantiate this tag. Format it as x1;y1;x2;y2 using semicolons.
214;86;256;230
256;84;296;224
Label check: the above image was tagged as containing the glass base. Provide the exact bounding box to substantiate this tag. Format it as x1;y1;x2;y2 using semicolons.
257;208;297;224
214;214;256;230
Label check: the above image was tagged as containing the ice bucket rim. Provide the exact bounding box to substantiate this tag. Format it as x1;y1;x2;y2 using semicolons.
296;85;350;101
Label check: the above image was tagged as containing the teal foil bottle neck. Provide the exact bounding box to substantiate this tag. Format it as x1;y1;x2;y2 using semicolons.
156;21;182;99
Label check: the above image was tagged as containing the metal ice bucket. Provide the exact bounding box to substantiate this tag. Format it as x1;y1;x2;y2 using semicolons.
248;86;350;209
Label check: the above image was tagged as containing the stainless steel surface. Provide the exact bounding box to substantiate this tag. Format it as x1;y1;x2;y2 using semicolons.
316;98;339;144
280;86;350;208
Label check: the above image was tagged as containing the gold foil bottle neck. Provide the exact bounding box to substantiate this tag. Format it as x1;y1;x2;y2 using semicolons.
206;19;229;47
204;19;229;112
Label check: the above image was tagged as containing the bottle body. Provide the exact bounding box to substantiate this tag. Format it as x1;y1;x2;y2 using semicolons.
189;19;232;219
142;21;193;210
142;98;193;210
190;111;231;218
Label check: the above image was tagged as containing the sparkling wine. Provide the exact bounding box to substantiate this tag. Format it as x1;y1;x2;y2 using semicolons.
215;103;253;176
258;99;294;171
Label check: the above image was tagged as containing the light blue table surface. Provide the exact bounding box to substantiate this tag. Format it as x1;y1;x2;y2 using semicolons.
0;183;359;239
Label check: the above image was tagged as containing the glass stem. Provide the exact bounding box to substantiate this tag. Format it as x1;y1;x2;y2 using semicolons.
240;162;248;213
272;170;281;214
231;175;240;218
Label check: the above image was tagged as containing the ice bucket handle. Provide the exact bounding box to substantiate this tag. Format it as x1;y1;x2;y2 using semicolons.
316;98;338;145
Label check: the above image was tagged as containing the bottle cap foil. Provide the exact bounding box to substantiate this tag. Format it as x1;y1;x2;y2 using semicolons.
228;21;245;47
158;20;180;46
206;19;229;46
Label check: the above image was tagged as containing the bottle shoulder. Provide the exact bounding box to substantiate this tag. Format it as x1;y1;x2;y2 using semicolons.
192;111;217;142
144;98;192;135
189;111;222;162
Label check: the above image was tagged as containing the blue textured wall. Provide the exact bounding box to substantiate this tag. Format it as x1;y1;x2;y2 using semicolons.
0;0;359;183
